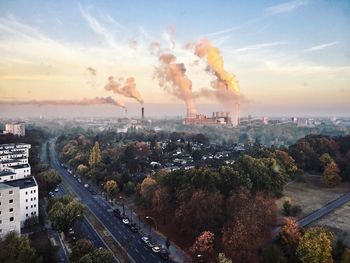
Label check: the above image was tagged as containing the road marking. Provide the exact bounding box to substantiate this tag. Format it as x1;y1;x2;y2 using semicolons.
151;254;155;258
141;255;146;261
135;248;139;253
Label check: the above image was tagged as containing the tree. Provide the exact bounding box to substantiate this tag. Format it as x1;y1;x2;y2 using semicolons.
190;231;215;263
223;190;277;263
217;253;232;263
175;190;223;238
89;141;101;167
79;248;114;263
71;239;94;262
48;196;83;233
35;169;61;195
0;231;41;263
103;180;119;201
341;248;350;263
262;245;287;263
279;218;301;256
140;176;157;206
296;227;334;263
77;164;89;176
321;161;342;187
152;186;172;224
282;198;292;216
319;153;333;168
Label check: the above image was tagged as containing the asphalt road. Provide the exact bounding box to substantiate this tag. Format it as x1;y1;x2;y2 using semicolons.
48;139;169;263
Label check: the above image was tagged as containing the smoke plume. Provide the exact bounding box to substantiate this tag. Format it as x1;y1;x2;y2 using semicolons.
154;51;197;117
194;39;240;101
0;97;127;112
105;76;144;104
86;67;97;76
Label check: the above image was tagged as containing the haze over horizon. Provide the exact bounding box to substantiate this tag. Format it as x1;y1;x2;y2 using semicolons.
0;0;349;117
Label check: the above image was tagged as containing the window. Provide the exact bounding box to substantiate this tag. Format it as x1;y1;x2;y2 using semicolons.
34;190;36;193
26;206;28;210
31;205;33;208
30;198;33;201
9;208;13;212
10;176;13;179
30;190;32;194
9;217;14;222
26;199;28;202
9;190;13;195
0;220;2;224
9;199;13;203
25;191;28;195
34;197;36;200
26;214;28;217
34;204;36;208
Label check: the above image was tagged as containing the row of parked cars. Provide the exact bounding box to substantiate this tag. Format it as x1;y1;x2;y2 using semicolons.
113;208;170;261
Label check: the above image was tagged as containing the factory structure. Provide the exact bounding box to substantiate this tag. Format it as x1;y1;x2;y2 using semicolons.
183;102;240;127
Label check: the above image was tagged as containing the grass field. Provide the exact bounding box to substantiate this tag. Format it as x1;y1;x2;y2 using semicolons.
276;173;350;219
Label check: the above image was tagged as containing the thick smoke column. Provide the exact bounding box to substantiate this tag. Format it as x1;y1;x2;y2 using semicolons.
105;76;144;104
194;39;240;94
0;97;127;112
154;52;197;117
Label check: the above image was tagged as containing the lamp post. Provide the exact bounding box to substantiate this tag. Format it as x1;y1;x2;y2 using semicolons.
119;196;125;215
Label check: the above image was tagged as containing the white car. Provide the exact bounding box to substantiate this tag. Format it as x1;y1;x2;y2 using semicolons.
141;236;149;244
84;184;89;188
152;245;161;253
122;218;130;225
54;188;59;192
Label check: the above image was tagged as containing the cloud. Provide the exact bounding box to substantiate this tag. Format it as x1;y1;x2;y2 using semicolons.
266;0;306;15
303;41;339;52
232;42;287;53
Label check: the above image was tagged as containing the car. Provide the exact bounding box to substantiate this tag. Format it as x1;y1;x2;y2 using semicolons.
84;184;89;188
113;209;121;217
68;228;74;235
77;178;82;183
122;218;130;225
141;236;150;244
54;188;59;192
152;245;161;253
129;224;138;233
73;174;77;178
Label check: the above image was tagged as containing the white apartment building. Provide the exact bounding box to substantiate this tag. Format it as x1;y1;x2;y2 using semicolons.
0;184;21;238
0;143;38;238
4;122;26;136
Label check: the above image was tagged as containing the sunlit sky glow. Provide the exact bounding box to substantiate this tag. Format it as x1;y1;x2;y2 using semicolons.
0;0;349;117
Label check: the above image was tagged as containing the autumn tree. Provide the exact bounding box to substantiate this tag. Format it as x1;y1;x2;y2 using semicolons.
321;161;342;187
283;198;292;216
217;253;232;263
35;169;61;195
0;231;41;263
296;227;334;263
175;190;223;238
261;245;287;263
222;189;277;263
103;180;119;201
319;153;333;168
152;186;172;224
190;231;215;263
140;176;157;206
341;248;350;263
279;218;301;256
89;141;101;167
77;164;89;176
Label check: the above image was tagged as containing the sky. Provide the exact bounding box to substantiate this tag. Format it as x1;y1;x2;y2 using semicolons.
0;0;349;117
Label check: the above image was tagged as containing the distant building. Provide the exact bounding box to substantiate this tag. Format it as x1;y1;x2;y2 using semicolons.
4;122;26;136
184;112;232;126
0;143;38;238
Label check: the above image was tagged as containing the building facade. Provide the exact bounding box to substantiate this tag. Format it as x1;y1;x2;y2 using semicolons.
4;122;26;136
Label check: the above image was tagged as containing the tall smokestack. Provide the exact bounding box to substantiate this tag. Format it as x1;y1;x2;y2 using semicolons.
232;102;240;126
141;107;144;123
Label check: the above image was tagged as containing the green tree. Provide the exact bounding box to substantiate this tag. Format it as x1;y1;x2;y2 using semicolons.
89;141;101;167
283;198;292;216
79;248;114;263
341;248;350;263
103;180;119;201
71;239;94;262
262;245;287;263
77;164;89;176
48;196;83;233
0;231;41;263
35;169;61;195
296;227;334;263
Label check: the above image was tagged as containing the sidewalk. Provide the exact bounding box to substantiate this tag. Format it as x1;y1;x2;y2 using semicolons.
95;194;190;263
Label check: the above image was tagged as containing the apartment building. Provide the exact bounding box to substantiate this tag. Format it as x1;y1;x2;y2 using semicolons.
4;122;26;136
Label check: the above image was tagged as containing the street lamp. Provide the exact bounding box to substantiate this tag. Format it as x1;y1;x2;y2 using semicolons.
119;196;125;215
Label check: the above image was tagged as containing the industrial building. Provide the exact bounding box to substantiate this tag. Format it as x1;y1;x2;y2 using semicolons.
0;143;38;238
184;112;233;126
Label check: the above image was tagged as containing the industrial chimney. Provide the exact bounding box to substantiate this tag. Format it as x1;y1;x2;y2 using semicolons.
141;107;144;123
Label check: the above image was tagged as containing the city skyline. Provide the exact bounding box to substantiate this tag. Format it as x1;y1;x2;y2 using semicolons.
0;0;349;117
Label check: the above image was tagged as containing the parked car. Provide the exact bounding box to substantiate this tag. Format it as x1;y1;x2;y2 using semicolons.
84;184;89;188
152;245;161;253
54;188;59;192
122;218;130;225
159;248;170;261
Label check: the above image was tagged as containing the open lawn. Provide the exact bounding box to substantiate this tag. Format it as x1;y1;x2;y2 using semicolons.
311;201;350;247
276;173;350;220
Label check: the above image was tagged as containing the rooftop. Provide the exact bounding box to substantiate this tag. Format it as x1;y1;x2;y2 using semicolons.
3;176;37;189
8;163;30;169
0;170;17;177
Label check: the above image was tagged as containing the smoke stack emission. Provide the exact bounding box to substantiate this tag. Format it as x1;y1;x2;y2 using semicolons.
153;52;197;117
105;76;144;104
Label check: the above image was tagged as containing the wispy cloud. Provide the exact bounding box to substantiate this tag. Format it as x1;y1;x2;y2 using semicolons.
266;0;306;15
303;41;339;52
200;26;241;38
232;41;287;53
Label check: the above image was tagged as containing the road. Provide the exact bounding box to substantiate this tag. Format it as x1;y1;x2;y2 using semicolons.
48;139;170;263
